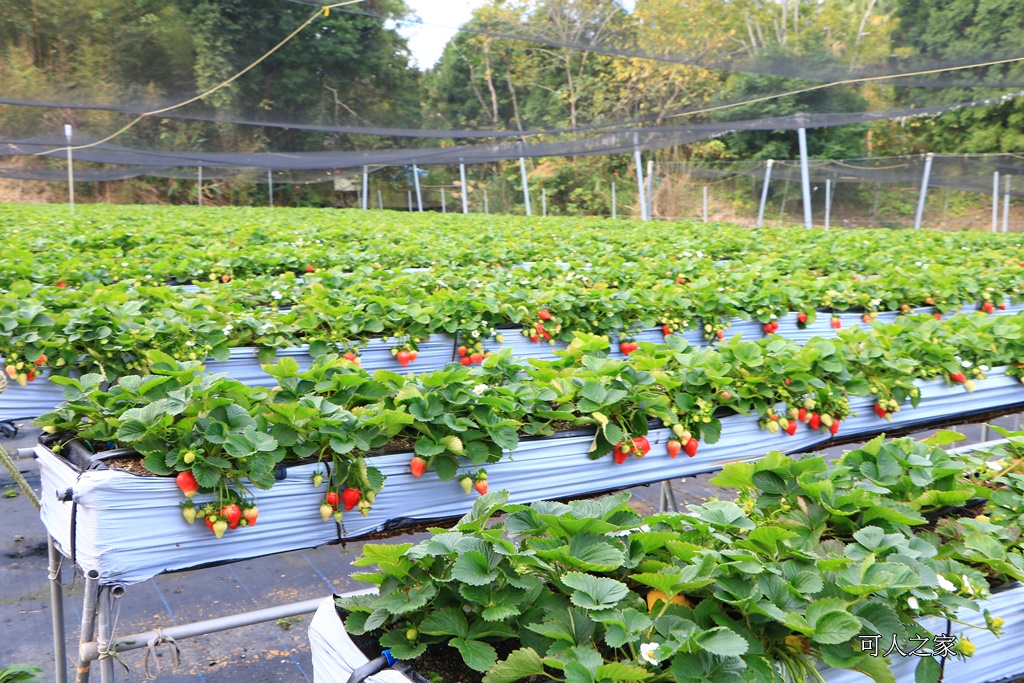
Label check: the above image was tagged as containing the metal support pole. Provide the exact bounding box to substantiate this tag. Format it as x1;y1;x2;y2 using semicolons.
646;159;655;219
48;537;68;683
441;187;446;214
519;156;532;216
459;162;469;214
65;124;75;214
824;179;832;230
96;590;114;683
993;172;1001;232
702;186;709;223
757;160;774;227
611;182;617;219
361;166;369;210
913;152;934;230
267;169;274;208
197;165;203;206
76;570;101;683
407;190;413;212
484;189;489;214
1004;176;1012;233
633;135;647;221
541;188;547;217
377;189;383;210
412;164;423;212
797;126;812;229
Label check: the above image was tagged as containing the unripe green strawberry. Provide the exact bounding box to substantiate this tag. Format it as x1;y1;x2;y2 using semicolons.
182;503;197;524
672;424;686;439
765;420;779;435
964;379;976;393
313;471;324;488
406;628;419;641
820;414;834;428
803;397;816;410
333;510;343;523
183;451;196;465
320;503;333;521
212;519;228;539
460;476;473;495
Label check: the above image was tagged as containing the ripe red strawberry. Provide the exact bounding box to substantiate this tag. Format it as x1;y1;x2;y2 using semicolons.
35;354;47;367
396;350;411;367
873;404;887;419
666;440;682;458
683;438;698;457
797;312;808;324
983;302;995;314
460;356;472;366
221;504;242;530
470;353;483;363
221;274;231;283
620;342;634;356
325;491;341;508
539;309;552;321
306;265;315;273
784;378;791;386
999;303;1007;310
676;276;686;284
205;516;216;533
785;421;797;436
457;345;468;357
613;442;631;464
808;413;821;431
763;324;773;334
176;471;199;498
57;282;66;288
797;408;807;422
242;506;258;527
631;436;651;456
861;314;872;323
950;371;967;383
342;487;361;512
662;325;671;336
830;317;841;329
934;313;942;320
410;456;428;478
829;420;840;435
716;330;724;341
474;479;488;495
342;352;357;362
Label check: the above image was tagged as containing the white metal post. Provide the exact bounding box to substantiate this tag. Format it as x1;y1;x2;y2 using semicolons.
757;160;774;227
362;166;369;210
646;159;655;219
484;189;489;214
824;179;832;230
460;162;469;214
407;190;412;212
441;187;446;213
519;156;532;216
993;171;1000;232
797;126;812;228
913;152;934;230
378;189;383;210
268;169;274;207
64;124;74;214
611;182;617;219
542;188;547;216
413;164;423;212
702;186;709;223
198;165;203;206
1004;176;1012;233
634;135;647;221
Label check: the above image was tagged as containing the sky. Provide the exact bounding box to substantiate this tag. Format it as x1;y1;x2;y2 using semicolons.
398;0;487;69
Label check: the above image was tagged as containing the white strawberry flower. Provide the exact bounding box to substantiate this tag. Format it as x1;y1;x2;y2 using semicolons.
937;575;956;592
185;340;195;347
980;365;990;372
963;575;974;595
271;290;283;300
472;330;480;338
907;596;919;609
223;324;233;335
962;360;972;368
639;643;661;665
472;384;489;395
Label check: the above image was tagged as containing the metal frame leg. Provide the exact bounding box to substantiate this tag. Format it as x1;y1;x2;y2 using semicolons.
659;480;679;513
48;536;68;683
76;570;101;683
96;589;114;683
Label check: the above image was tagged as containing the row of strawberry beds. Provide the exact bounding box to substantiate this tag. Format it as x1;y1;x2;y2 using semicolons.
4;230;1024;387
4;205;1024;290
310;432;1024;683
32;312;1024;583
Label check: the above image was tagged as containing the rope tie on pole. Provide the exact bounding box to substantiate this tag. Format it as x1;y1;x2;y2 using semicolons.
0;445;41;511
143;629;182;680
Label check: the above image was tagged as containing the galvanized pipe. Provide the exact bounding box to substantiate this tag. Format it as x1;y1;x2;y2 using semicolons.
79;591;372;662
75;570;101;683
459;162;468;214
756;160;774;227
702;186;708;223
993;171;1000;232
48;536;68;683
1004;176;1012;233
797;126;812;229
412;164;423;212
913;152;934;230
97;590;114;683
611;182;617;219
519;156;531;216
824;179;832;230
633;135;647;221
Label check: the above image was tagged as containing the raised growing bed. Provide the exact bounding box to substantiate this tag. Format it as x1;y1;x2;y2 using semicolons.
35;367;1024;585
306;583;1024;683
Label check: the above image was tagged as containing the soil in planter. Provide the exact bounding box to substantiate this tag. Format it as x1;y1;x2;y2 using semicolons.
103;457;153;476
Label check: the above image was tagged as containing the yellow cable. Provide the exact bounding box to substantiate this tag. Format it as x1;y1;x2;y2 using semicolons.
37;1;365;156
